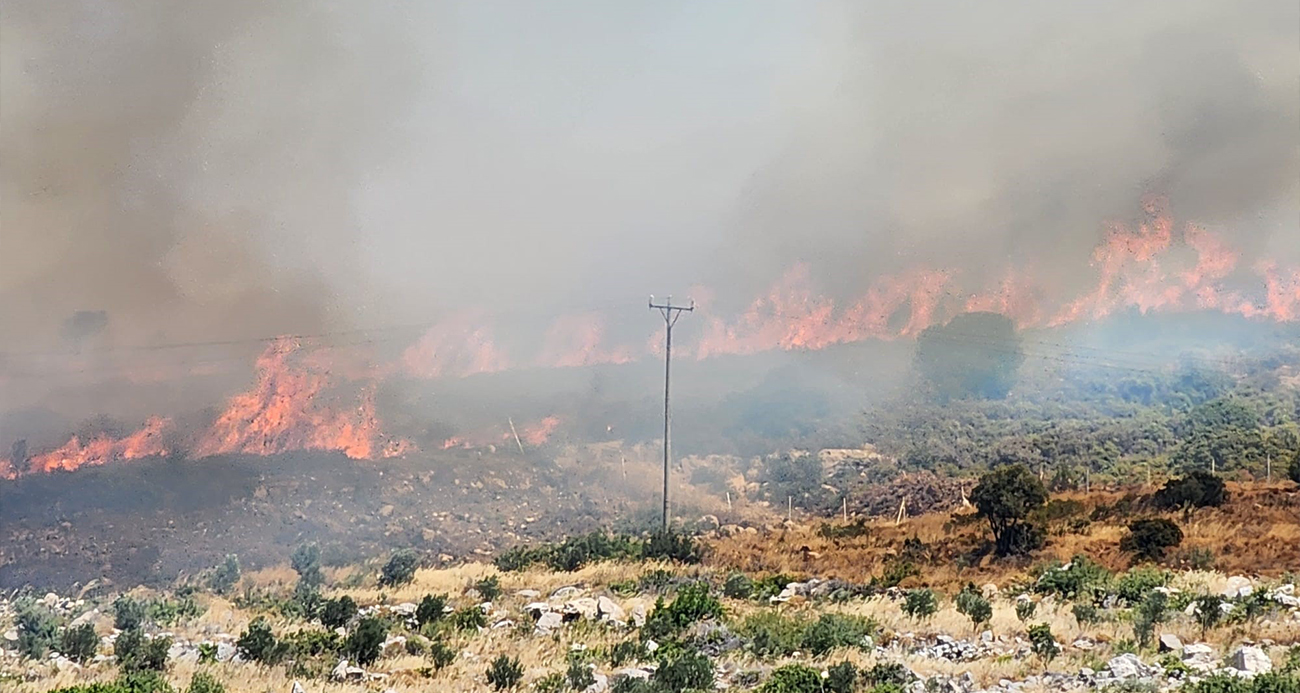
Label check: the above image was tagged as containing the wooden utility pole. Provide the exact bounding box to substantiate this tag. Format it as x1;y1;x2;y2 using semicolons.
650;295;693;531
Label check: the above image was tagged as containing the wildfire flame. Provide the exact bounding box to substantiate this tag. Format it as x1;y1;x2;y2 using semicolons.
1;416;171;476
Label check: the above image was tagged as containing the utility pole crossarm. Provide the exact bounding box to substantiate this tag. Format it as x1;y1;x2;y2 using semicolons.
649;295;693;532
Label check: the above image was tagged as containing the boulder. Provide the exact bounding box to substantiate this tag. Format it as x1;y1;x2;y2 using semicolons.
380;635;407;657
552;586;583;599
290;682;306;693
1221;576;1253;599
516;589;541;600
597;596;626;623
629;603;647;628
584;673;609;693
1228;646;1272;676
1106;653;1151;680
535;611;564;634
1158;634;1183;653
564;598;599;620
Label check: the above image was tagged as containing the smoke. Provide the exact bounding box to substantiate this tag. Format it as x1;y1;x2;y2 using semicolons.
1;1;1297;371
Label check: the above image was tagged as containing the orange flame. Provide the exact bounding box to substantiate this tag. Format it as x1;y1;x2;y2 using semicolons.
192;339;410;460
13;416;172;475
402;317;510;379
536;314;634;368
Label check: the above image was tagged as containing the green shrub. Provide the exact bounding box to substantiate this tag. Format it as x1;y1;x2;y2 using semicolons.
281;629;341;658
1027;623;1058;661
428;639;456;670
902;589;938;620
1115;567;1170;604
1153;471;1226;510
115;628;170;672
207;555;241;596
235;618;286;665
654;649;714;693
114;596;148;632
825;662;858;693
197;643;217;664
1072;602;1100;626
801;613;876;656
379;549;420;588
610;639;648;666
49;671;177;693
535;672;567;693
759;664;822;693
642;531;703;564
1015;599;1037;623
416;594;448;626
723;572;754;599
343;617;386;666
320;596;357;630
1182;671;1300;693
955;584;992;630
60;623;99;663
876;561;920;589
452;606;487;631
185;672;226;693
739;611;806;659
1121;518;1184;561
15;598;60;659
291;543;324;589
1193;594;1226;637
474;575;502;601
1034;556;1111;600
642;583;723;641
486;655;524;691
567;660;596;690
751;574;799;600
862;662;913;688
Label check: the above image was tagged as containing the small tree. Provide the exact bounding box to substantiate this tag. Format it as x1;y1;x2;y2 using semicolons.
416;594;448;626
59;623;98;663
320;596;358;630
291;543;324;589
956;584;992;631
1193;594;1225;638
1015;598;1037;623
971;464;1048;556
1027;623;1059;661
379;549;420;588
902;589;939;621
236;617;285;665
1120;518;1183;562
344;617;387;666
1153;471;1226;510
1131;590;1167;650
208;555;241;595
486;655;524;690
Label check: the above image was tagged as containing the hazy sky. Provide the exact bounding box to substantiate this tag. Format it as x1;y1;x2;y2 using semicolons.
2;0;1297;352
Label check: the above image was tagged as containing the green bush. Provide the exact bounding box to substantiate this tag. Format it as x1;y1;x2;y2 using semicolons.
567;660;596;691
955;584;992;630
970;464;1048;557
902;589;938;620
15;598;60;659
185;672;226;693
723;572;754;599
207;555;241;595
379;549;420;588
642;582;723;641
642;531;703;564
1072;602;1100;626
825;662;858;693
235;618;286;665
428;639;456;670
281;629;341;658
1193;594;1226;637
452;606;487;631
1115;567;1170;604
1027;623;1058;661
610;639;648;666
114;596;148;632
759;664;822;693
343;617;387;666
801;613;877;656
60;623;99;663
1182;671;1300;693
487;655;524;691
535;672;567;693
291;543;324;589
115;628;170;672
1034;556;1111;600
1015;599;1037;623
320;596;357;630
862;662;914;688
1153;471;1226;510
48;671;177;693
875;561;920;589
474;575;502;601
416;594;448;626
739;611;806;659
653;649;714;693
1121;518;1184;561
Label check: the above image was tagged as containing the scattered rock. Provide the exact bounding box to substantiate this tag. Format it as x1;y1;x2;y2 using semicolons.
597;596;626;623
536;611;564;634
1228;645;1272;676
1221;576;1253;599
290;682;306;693
1158;634;1183;653
564;597;599;621
1106;653;1153;680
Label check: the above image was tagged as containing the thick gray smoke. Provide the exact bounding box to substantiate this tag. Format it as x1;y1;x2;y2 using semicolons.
2;0;1297;356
